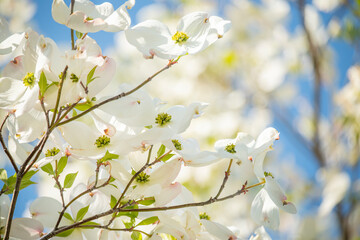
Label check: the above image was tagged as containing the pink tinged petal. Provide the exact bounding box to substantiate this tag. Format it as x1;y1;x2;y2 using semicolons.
87;56;116;98
76;36;102;57
252;128;279;156
91;112;116;137
2;55;25;79
150;159;182;186
10;218;44;239
155;182;182;206
125;19;185;59
201;220;237;240
251;188;280;230
67;11;107;33
264;177;297;214
29;197;62;228
201;16;231;50
52;0;70;24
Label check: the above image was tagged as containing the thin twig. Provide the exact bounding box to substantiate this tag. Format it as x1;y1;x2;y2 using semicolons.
0;114;19;173
70;0;75;50
214;159;233;199
40;181;262;240
51;66;68;126
57;62;175;127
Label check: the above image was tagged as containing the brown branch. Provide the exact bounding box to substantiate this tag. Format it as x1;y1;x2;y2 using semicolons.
57;62;174;127
214;158;233;199
0;114;18;173
40;181;260;240
298;0;325;167
70;0;75;50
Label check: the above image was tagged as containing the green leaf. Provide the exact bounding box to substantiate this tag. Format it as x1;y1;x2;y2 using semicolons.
72;109;78;117
79;221;100;229
136;216;159;226
160;153;175;162
75;102;93;111
64;172;78;188
56;229;75;237
75;205;89;222
0;169;7;182
57;157;68;175
157;144;166;158
131;231;142;240
110;195;117;208
3;171;38;195
38;71;48;97
117;204;139;219
86;66;98;85
75;31;83;39
99;151;119;163
41;163;54;175
63;212;74;222
122;221;133;229
138;197;155;206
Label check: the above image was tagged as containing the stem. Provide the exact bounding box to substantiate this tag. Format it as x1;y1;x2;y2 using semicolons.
70;0;75;50
51;66;68;126
40;181;261;240
57;63;173;127
3;173;22;240
0;114;19;173
298;0;325;167
214;159;233;199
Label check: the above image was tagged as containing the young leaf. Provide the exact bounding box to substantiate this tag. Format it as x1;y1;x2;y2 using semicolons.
131;231;142;240
64;172;78;188
41;163;54;175
0;169;7;182
75;102;93;111
57;157;68;175
157;144;166;158
56;229;75;237
63;212;74;222
122;221;133;229
138;197;155;206
75;205;89;222
99;150;119;163
86;66;97;85
75;31;83;39
160;153;175;162
136;216;159;226
110;195;117;208
38;71;48;97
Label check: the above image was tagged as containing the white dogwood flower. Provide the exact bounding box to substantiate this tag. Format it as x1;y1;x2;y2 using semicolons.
52;0;135;33
126;12;231;59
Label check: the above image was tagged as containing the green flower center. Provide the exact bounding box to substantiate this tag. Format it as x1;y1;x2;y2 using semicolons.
45;147;60;157
172;31;189;44
155;113;172;126
136;172;150;183
225;143;236;154
264;171;274;178
23;72;35;88
86;17;93;21
95;135;110;148
70;73;79;83
199;212;210;220
172;139;182;151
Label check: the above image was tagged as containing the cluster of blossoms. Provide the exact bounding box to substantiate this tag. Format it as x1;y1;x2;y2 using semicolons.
0;0;296;239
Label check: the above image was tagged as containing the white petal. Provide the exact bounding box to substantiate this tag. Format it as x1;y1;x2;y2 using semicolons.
264;177;297;214
104;0;134;32
251;188;280;230
67;11;107;33
201;220;237;240
0;77;26;109
10;218;44;240
154;182;182;206
52;0;70;25
29;197;62;228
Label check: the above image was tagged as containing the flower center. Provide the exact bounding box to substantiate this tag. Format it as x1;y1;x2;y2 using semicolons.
136;172;150;183
70;73;79;83
155;113;172;126
172;139;182;151
45;147;60;157
85;16;93;21
172;31;189;44
225;143;236;154
199;212;210;220
95;135;111;148
23;72;35;88
264;171;274;178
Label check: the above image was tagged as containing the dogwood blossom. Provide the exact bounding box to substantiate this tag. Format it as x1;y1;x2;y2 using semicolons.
52;0;135;33
126;12;231;59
